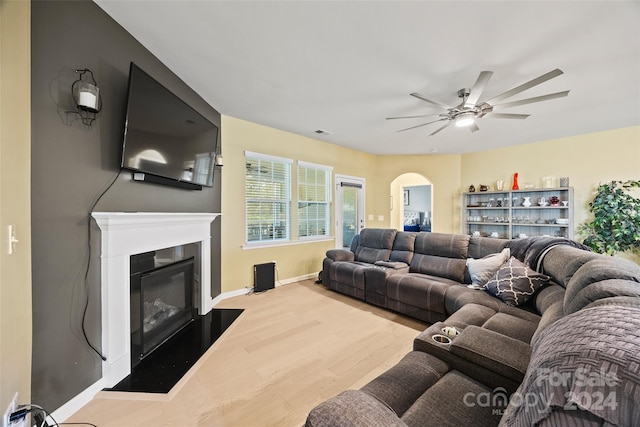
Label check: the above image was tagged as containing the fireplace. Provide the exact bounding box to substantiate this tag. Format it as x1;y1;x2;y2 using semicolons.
130;251;196;368
92;212;220;387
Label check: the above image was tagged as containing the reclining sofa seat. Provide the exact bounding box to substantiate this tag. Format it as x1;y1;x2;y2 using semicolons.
326;228;397;300
386;232;471;323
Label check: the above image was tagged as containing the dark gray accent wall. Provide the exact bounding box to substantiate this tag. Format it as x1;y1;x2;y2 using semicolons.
31;0;222;411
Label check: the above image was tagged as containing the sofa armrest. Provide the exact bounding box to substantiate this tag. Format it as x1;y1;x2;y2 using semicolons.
305;390;408;427
450;325;531;383
326;249;355;262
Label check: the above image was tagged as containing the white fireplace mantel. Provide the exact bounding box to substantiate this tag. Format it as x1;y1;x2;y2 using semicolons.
92;211;220;387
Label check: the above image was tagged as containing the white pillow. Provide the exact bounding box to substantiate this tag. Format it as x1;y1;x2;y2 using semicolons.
466;247;511;286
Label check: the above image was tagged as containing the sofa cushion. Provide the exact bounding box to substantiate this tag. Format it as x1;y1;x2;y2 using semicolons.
390;231;417;264
361;351;449;418
305;389;407;427
466;248;511;286
387;273;459;314
481;312;538;343
410;254;468;283
328;261;373;300
484;257;550;306
443;303;497;329
468;236;509;259
414;232;470;258
530;300;564;345
445;284;506;314
354;228;397;263
449;325;532;383
400;370;500;427
530;283;565;314
355;247;392;264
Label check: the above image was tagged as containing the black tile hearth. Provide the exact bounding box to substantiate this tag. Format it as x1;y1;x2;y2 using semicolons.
105;308;243;394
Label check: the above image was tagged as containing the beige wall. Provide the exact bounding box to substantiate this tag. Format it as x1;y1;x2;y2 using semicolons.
461;126;640;263
389;173;431;229
221;121;639;294
1;0;32;410
372;155;463;234
220;116;376;292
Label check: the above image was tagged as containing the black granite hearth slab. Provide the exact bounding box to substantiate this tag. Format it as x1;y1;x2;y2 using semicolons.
105;308;243;394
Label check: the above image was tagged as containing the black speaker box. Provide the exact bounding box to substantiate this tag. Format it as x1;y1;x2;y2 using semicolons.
254;262;275;292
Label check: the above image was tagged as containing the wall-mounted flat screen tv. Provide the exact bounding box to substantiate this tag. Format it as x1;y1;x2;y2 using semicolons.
121;62;219;188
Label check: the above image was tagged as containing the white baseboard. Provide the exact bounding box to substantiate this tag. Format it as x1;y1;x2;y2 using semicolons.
54;273;319;421
277;272;318;286
211;271;318;305
50;379;104;423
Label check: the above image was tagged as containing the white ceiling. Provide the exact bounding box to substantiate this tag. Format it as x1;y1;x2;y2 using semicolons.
95;0;640;155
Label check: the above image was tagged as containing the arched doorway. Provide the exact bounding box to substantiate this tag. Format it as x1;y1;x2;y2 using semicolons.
390;173;433;231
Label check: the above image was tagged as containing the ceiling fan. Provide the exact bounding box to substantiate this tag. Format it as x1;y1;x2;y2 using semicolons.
387;69;569;136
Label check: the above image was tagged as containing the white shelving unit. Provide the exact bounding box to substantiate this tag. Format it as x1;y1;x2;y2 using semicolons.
463;187;573;239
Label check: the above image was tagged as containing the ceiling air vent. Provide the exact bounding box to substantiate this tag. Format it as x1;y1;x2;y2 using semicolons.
314;129;331;136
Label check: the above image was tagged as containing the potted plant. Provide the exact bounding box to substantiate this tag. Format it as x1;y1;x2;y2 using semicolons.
579;180;640;255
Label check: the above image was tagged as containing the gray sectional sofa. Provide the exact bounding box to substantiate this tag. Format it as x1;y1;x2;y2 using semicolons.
308;228;640;426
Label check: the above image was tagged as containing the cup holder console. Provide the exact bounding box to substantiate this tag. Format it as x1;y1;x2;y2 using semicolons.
431;334;452;345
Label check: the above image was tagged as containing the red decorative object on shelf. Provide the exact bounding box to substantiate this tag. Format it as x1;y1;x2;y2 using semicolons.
512;172;519;190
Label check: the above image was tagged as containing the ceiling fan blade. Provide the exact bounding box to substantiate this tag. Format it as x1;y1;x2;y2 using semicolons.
410;92;452;109
469;123;480;132
491;90;570;111
465;71;493;107
484;69;564;105
386;113;443;120
484;113;530;119
429;121;452;136
397;118;448;133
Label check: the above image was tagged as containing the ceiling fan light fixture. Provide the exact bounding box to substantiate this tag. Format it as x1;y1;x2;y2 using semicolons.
455;113;475;128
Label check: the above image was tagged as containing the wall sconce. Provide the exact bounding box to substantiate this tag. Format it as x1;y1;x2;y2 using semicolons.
69;68;102;126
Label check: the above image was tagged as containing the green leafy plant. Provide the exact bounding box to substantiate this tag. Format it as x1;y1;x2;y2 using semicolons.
579;180;640;255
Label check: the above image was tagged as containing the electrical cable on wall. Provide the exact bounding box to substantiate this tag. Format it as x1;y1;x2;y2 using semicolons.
82;168;123;361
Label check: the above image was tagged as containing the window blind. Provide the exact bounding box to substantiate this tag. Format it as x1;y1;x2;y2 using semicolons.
297;161;332;239
245;152;292;243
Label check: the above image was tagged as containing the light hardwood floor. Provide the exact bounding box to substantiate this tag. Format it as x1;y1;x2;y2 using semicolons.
67;280;427;426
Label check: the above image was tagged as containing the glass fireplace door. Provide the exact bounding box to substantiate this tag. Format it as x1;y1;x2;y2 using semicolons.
130;256;195;366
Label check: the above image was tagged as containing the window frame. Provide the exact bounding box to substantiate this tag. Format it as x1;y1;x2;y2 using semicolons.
297;160;333;241
244;151;293;246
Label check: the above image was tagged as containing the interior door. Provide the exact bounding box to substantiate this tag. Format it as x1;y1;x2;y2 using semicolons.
335;175;365;249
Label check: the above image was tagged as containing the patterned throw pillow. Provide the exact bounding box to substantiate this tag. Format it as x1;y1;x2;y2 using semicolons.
466;248;511;286
485;257;550;306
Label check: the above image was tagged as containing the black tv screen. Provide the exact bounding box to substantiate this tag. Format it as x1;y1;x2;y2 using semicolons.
121;63;219;187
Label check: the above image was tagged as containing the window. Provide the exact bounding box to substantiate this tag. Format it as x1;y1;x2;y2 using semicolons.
245;152;292;244
298;161;332;239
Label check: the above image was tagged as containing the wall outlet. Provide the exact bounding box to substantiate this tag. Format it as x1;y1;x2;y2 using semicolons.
2;393;27;427
3;393;17;427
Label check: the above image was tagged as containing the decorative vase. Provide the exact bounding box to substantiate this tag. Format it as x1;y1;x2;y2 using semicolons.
512;173;519;190
522;197;532;207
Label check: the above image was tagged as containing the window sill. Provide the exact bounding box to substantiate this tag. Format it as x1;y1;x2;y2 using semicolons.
243;236;334;250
